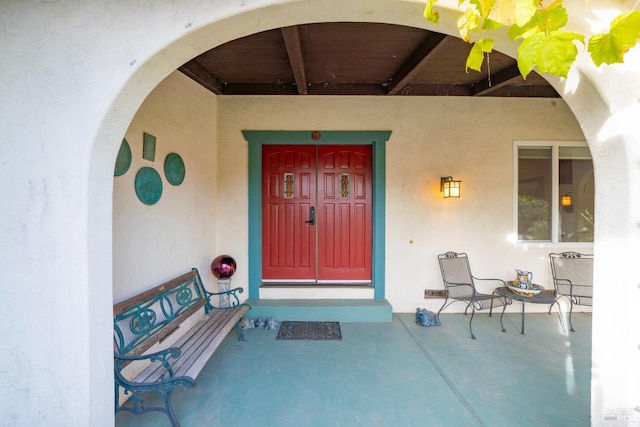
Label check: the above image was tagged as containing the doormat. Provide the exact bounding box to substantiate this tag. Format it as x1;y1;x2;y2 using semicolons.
276;321;342;340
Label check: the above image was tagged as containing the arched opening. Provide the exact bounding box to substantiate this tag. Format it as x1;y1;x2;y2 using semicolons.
89;1;638;424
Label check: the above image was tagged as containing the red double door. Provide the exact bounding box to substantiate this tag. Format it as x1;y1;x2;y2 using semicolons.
262;145;372;283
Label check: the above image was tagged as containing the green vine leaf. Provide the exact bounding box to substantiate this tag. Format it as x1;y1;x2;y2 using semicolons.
423;0;636;77
588;10;640;66
424;0;440;23
508;3;568;40
482;17;503;31
517;31;584;78
517;32;545;77
466;38;495;72
488;0;538;27
468;0;497;19
458;7;482;41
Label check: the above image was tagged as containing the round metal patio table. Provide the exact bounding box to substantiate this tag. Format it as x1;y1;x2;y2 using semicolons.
494;286;560;335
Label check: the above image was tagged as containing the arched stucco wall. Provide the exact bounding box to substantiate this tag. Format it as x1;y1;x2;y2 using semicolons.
1;0;639;425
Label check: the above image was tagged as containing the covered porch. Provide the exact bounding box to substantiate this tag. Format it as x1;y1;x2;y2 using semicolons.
116;312;592;426
5;1;640;425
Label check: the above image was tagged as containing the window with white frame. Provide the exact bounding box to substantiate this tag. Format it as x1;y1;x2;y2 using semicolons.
515;141;594;243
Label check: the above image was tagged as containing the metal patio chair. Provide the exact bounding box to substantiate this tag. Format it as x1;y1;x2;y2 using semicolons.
549;252;593;332
437;251;511;339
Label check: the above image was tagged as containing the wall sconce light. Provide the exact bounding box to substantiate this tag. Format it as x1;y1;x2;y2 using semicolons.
561;193;573;213
440;176;461;198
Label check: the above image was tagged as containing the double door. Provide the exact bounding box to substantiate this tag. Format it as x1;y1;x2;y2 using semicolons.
262;145;372;282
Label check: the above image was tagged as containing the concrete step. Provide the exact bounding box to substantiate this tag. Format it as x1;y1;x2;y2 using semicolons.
244;298;393;322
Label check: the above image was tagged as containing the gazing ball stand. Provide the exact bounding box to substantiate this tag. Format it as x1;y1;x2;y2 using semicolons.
211;255;237;308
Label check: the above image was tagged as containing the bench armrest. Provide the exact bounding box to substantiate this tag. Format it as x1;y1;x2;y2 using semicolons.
204;286;251;312
114;347;196;391
114;347;196;403
114;347;180;378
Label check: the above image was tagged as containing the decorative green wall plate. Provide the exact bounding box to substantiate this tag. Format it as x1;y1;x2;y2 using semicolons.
135;167;163;205
114;138;132;176
164;153;185;186
143;132;156;161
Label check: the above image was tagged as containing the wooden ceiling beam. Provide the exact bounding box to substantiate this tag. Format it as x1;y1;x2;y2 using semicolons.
178;61;224;95
389;84;476;96
386;32;448;95
281;26;308;95
223;83;300;96
472;63;522;96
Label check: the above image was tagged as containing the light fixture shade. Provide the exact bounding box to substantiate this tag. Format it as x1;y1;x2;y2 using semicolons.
561;194;572;207
441;176;461;198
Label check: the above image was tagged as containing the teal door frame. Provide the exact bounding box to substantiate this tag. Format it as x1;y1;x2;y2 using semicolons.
243;130;391;300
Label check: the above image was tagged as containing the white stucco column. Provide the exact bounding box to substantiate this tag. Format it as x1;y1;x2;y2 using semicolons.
1;0;639;425
569;59;640;424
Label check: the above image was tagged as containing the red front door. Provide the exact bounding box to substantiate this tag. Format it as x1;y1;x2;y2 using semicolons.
262;145;372;282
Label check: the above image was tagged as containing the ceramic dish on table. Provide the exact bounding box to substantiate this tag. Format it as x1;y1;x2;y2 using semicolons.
506;281;544;297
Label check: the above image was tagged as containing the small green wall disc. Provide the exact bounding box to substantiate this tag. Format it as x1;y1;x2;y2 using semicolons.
114;138;132;176
135;167;163;205
164;153;185;186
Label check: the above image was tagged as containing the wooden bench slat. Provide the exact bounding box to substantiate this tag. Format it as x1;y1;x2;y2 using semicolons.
130;305;249;384
173;309;236;367
179;306;249;379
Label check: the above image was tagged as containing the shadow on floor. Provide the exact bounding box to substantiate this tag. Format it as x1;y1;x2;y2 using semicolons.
116;312;591;427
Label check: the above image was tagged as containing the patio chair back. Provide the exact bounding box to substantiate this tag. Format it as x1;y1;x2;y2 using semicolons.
438;252;475;299
549;252;593;304
549;251;593;332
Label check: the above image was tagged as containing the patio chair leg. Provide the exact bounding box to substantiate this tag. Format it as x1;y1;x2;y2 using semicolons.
437;297;448;316
499;305;507;333
469;309;476;340
568;302;575;332
550;301;567;334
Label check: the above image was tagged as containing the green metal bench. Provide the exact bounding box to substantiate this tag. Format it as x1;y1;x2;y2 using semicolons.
113;268;250;427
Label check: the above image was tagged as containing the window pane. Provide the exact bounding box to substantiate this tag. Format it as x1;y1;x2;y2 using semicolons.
558;147;594;242
518;147;551;240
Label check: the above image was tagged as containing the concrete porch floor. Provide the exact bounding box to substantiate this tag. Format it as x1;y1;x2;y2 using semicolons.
115;312;591;427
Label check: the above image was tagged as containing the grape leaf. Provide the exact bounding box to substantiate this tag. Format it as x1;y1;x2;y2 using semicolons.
610;10;640;41
466;38;495;72
482;17;504;31
488;0;538;27
517;31;584;78
469;0;496;18
424;0;440;23
536;31;583;77
588;10;640;66
517;32;546;78
508;3;568;40
458;7;481;41
588;34;621;66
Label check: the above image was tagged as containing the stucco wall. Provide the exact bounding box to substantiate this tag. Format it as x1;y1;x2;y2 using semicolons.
2;0;640;425
113;72;219;301
217;95;589;313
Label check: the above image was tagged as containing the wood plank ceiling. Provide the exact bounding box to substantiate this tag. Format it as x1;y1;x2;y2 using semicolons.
179;22;558;98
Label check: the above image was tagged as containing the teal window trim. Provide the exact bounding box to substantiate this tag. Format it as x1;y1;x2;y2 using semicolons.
243;130;391;300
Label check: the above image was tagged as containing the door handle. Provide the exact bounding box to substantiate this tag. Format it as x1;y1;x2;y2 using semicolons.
305;207;315;225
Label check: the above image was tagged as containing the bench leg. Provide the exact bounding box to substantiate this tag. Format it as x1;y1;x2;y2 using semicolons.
162;389;181;427
115;384;185;427
236;321;248;343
